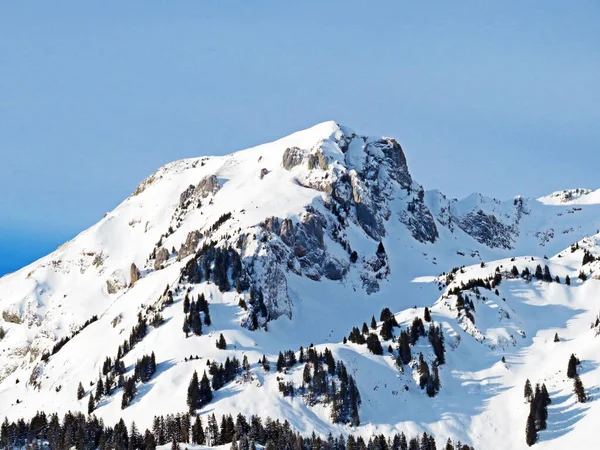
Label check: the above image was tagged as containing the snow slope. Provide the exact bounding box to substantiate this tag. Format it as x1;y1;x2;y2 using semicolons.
1;121;600;449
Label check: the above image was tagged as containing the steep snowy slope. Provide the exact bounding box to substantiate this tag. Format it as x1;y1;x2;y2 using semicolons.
1;121;600;449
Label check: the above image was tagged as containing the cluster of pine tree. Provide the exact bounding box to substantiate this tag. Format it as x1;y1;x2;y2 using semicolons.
0;410;476;450
41;315;99;362
591;313;600;330
276;350;297;372
514;264;566;284
91;356;126;408
346;307;401;352
117;313;148;359
186;356;244;412
455;293;476;324
180;242;249;293
209;356;241;390
582;249;597;265
567;354;586;403
92;310;163;412
428;324;446;365
247;288;268;331
417;353;441;398
134;353;157;383
533;264;554;282
186;370;213;413
345;308;445;398
276;346;361;425
182;292;211;337
121;377;138;410
448;277;490;296
380;307;400;340
524;380;551;446
209;212;232;232
399;318;445;398
120;354;158;409
393;316;428;369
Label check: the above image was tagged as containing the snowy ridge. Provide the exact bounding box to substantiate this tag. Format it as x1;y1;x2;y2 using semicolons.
1;122;600;449
537;188;600;206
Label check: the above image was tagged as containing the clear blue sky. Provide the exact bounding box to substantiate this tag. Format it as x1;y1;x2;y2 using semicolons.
1;1;599;276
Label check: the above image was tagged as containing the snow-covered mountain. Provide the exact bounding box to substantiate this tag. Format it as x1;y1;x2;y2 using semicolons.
1;121;600;449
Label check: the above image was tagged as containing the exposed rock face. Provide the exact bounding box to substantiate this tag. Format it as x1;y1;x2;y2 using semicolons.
378;138;412;189
154;248;170;270
260;212;346;282
197;175;221;198
259;168;269;179
178;230;202;260
179;184;195;206
456;210;516;249
29;363;44;388
349;173;385;240
2;308;22;324
401;192;439;244
250;259;292;321
323;259;344;280
130;263;141;287
306;150;328;170
282;147;306;170
106;269;127;294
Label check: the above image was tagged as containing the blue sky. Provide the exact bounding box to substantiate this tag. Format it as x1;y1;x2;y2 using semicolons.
1;1;599;276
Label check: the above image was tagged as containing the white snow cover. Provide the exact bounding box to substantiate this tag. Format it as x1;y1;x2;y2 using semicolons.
1;121;600;449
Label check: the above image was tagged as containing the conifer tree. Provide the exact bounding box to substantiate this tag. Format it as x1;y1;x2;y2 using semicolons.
567;354;579;379
371;316;377;330
417;353;430;389
87;393;95;414
183;315;190;337
192;416;205;445
145;430;157;450
524;379;533;402
565;275;571;285
199;371;213;406
276;352;285;372
183;294;190;314
554;333;559;342
525;409;537;446
216;333;227;350
398;330;412;365
535;265;543;280
366;333;383;355
424;307;431;322
543;265;552;282
77;382;85;400
95;377;104;401
380;319;394;341
574;376;586;403
187;371;200;413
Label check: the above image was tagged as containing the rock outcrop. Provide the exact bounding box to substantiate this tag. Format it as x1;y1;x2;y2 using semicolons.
178;230;202;260
130;263;141;286
154;248;170;271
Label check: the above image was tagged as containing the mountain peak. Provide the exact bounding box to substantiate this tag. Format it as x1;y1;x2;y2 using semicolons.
5;123;600;450
537;187;599;205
